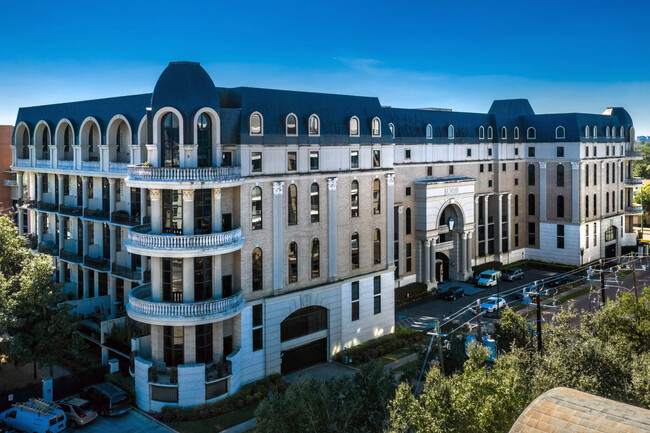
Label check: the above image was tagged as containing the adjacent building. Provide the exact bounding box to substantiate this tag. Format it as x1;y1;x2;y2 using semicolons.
9;62;640;409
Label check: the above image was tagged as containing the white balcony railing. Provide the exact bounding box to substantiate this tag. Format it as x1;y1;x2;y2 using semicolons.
58;160;74;170
111;162;129;173
36;159;50;168
82;161;101;171
127;165;241;182
128;225;243;251
625;206;644;214
15;159;30;167
128;284;243;320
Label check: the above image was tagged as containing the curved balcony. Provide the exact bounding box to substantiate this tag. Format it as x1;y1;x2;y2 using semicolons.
625;206;644;215
126;165;242;189
125;225;244;257
126;284;245;326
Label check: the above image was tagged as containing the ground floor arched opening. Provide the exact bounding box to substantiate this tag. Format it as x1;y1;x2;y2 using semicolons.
280;306;328;374
435;252;449;282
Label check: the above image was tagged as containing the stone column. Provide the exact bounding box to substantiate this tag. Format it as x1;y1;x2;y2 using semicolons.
430;237;437;287
212;188;222;233
108;276;117;318
466;231;473;274
213;255;222;299
397;205;404;276
82;221;89;257
496;194;503;254
474;196;480;256
36;212;43;244
327;178;338;281
81;176;89;210
17;172;23;199
36;173;43;202
58;175;64;206
272;181;285;292
183;258;194;303
184;326;196;365
58;215;64;250
483;195;489;255
140;188;148;224
17;209;24;236
83;267;89;298
182;190;194;236
539;162;547;220
506;194;512;252
386;173;395;265
151;256;162;302
109;226;116;264
150;189;162;234
108;178;116;216
571;162;580;223
460;233;467;275
423;238;431;285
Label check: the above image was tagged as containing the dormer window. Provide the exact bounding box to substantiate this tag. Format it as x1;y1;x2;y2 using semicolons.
478;126;485;140
426;124;432;139
527;127;536;140
388;123;394;139
555;126;566;139
250;112;263;135
585;126;590;138
620;126;624;139
286;114;297;136
487;126;493;140
606;126;610;138
309;115;319;136
593;126;597;138
501;126;507;139
514;127;520;140
349;117;359;136
612;127;617;138
372;118;381;137
448;125;454;139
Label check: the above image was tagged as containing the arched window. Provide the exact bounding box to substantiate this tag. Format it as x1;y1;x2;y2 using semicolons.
372;118;381;137
557;195;565;218
448;125;454;139
612;191;615;211
88;124;95;153
620;190;623;210
612;127;617;138
606;192;610;213
585;126;590;138
528;194;536;216
311;238;320;278
478;126;485;139
585;195;589;217
288;184;297;225
161;112;180;167
605;226;617;242
487;126;493;140
593;193;597;216
501;126;507;139
528;163;535;186
286;114;298;136
252;248;263;291
351;232;360;269
514;194;519;216
116;123;123;154
64;125;71;153
21;128;29;159
630;127;635;141
42;128;50;159
197;113;212;167
388;123;395;139
280;306;327;342
309;115;319;136
350;180;359;217
250;112;262;135
406;207;412;235
606;126;610;138
288;242;298;283
349;117;359;136
527;127;536;139
373;228;381;264
555;126;565;139
251;186;262;230
373;179;381;214
310;182;319;223
426;124;433;139
620;126;624;139
514;127;520;140
557;164;565;187
593;126;597;138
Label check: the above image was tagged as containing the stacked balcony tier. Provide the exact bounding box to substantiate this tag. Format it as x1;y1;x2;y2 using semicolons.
125;165;242;189
126;225;243;257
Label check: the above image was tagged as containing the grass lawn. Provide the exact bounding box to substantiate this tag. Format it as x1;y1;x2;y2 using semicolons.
167;402;258;433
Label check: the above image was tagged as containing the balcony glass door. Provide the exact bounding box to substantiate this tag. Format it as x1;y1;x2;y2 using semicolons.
162;258;183;303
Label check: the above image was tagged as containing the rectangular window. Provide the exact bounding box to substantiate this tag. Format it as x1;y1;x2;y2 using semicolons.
480;164;484;173
195;324;213;364
466;148;472;157
488;164;492;172
310;151;319;170
287;152;297;171
586;165;589;186
405;149;411;160
528;222;536;246
373;276;381;315
515;162;519;170
252;304;263;352
585;226;589;249
514;147;519;156
594;164;597;185
427;166;433;176
502;163;506;171
488;180;492;187
63;176;70;196
593;146;597;157
251;152;262;173
351;281;360;321
350;150;359;169
528;147;535;157
557;146;564;157
406;243;412;272
515;223;519;247
488;148;492;156
372;150;381;168
557;225;565;249
585;146;589;157
593;223;597;246
405;187;411;196
606;146;610;156
448;165;454;175
222;151;232;166
515;178;519;185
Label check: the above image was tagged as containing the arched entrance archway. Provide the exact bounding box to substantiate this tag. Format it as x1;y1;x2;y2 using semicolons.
280;306;328;374
436;252;449;282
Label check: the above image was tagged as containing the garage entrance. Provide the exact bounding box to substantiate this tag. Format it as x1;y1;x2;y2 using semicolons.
281;338;327;375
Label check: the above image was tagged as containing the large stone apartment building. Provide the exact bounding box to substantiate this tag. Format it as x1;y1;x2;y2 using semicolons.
9;62;640;409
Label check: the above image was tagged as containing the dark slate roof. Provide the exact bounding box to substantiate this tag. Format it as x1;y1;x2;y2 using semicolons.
11;62;635;147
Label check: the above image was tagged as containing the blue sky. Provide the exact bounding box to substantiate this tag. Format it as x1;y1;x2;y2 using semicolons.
1;0;648;134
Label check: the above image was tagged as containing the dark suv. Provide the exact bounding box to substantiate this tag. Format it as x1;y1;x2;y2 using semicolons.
81;383;131;417
442;286;464;301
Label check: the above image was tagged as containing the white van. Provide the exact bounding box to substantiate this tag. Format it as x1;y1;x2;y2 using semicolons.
0;398;67;433
477;270;501;287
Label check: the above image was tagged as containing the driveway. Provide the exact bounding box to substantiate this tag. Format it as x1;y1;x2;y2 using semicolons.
79;409;174;433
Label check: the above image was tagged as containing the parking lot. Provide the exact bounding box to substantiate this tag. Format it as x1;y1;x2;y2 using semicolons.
76;409;173;433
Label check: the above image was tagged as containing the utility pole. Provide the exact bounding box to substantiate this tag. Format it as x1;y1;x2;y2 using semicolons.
476;299;483;344
415;328;437;395
600;259;606;307
435;320;445;376
536;292;543;354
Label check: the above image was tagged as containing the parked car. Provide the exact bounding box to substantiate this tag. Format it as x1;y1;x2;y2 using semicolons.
81;383;131;417
0;419;18;433
58;397;98;428
479;296;506;313
0;398;66;433
442;286;464;300
502;268;524;281
476;270;502;287
547;275;570;288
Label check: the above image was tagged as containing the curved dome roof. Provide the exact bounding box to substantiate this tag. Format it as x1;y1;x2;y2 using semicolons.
151;62;219;114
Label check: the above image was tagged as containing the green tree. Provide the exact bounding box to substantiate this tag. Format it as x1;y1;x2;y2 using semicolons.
633;146;650;179
493;307;533;352
255;361;396;433
634;184;650;222
0;217;83;379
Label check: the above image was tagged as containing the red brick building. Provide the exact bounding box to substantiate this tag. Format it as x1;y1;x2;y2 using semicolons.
0;126;14;212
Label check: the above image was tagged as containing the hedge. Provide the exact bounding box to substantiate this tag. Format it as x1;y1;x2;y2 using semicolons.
156;374;288;422
334;328;423;365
